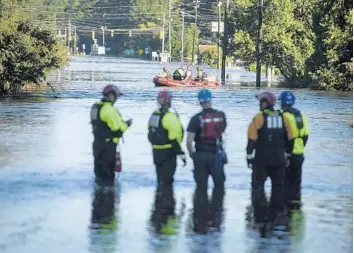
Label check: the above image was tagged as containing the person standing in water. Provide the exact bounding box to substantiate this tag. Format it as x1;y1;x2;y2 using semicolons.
279;90;309;219
246;91;292;237
90;85;133;185
186;89;227;233
148;90;186;187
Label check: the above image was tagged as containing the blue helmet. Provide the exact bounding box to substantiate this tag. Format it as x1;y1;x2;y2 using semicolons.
198;89;212;103
279;90;296;106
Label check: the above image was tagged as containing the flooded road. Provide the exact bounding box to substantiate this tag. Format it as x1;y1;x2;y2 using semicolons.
0;56;352;253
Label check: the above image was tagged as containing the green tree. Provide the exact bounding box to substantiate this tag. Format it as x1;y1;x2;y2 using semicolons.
0;0;69;95
307;0;353;90
200;46;220;68
229;0;352;90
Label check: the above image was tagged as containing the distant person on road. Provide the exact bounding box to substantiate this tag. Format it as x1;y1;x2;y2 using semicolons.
246;91;292;237
186;89;227;233
90;85;133;185
148;90;186;187
173;66;185;81
279;90;309;219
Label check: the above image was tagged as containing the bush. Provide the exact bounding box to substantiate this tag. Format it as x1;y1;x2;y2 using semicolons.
200;46;221;68
0;23;68;95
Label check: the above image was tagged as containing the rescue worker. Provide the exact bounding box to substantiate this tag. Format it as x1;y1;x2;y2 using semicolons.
279;90;309;215
173;66;185;81
195;66;206;81
183;66;193;81
148;90;186;186
158;67;170;78
186;89;227;234
90;85;133;185
246;91;293;237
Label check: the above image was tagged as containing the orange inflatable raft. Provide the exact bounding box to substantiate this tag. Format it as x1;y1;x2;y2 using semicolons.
153;76;221;88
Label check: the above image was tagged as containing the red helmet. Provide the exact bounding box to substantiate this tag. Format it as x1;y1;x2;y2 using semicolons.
102;85;122;98
255;91;277;105
157;90;172;105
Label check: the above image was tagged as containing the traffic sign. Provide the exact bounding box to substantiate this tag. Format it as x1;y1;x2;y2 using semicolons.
211;21;224;32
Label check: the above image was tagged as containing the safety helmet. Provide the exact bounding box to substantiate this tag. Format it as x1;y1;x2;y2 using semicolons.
102;85;122;98
157;90;172;105
279;90;296;106
255;91;277;105
198;89;212;103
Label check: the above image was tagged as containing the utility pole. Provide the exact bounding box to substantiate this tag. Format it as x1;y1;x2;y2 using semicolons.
191;0;200;65
181;11;185;63
256;0;263;88
217;1;222;71
64;27;67;48
68;16;71;54
101;26;106;46
162;13;165;53
168;0;172;61
74;25;77;55
221;0;230;85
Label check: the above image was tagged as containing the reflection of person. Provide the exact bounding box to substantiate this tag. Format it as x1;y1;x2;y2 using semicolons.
89;183;120;253
149;184;176;235
192;186;225;234
90;184;118;227
90;85;133;185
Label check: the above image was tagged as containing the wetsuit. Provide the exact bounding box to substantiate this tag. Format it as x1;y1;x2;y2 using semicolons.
187;108;227;232
90;99;129;185
148;108;184;186
282;107;309;212
247;109;293;227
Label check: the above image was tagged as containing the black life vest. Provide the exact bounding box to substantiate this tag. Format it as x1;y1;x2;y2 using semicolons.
196;110;225;151
255;110;286;166
90;102;114;143
288;108;304;130
148;111;170;146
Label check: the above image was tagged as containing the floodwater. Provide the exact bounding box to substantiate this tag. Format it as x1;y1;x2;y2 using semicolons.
0;56;352;253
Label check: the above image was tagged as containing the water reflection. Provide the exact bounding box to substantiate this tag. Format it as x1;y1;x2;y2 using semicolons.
89;183;121;253
149;185;177;235
192;188;225;235
148;185;178;253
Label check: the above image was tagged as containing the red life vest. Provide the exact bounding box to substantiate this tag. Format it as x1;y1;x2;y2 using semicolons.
199;111;225;144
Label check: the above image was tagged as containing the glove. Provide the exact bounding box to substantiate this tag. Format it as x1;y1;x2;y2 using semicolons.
247;158;255;169
178;154;187;167
126;119;133;127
